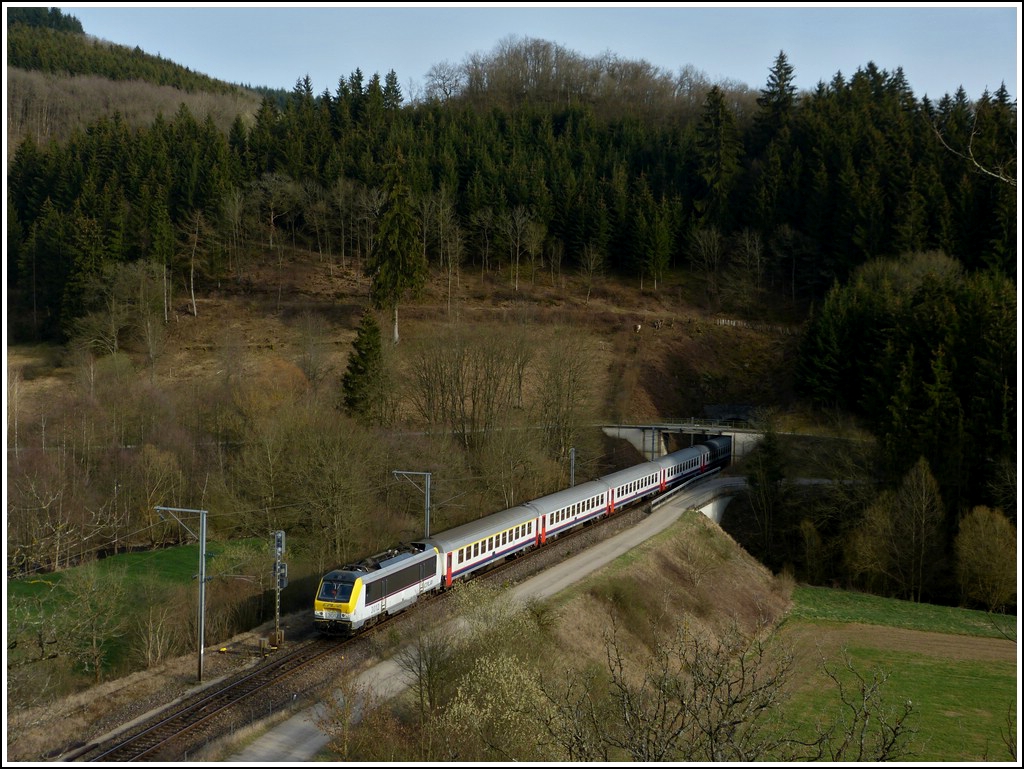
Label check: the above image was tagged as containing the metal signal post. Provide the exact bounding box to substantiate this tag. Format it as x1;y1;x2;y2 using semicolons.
272;530;287;647
155;506;209;682
393;470;431;538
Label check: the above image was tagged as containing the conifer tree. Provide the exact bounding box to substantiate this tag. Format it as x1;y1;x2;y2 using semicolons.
753;50;797;153
341;309;388;423
694;86;741;231
367;150;425;344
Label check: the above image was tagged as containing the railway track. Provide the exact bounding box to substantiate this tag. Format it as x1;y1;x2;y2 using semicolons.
65;479;708;762
68;634;348;762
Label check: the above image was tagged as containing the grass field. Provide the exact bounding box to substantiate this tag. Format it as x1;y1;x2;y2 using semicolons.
781;586;1018;762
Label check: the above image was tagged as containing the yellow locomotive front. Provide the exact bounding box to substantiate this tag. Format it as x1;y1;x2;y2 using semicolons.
313;569;363;634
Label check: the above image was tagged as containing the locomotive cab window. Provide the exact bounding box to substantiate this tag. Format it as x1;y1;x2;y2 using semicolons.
319;579;354;603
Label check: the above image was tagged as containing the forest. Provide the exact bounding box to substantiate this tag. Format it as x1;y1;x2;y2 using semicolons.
4;9;1017;699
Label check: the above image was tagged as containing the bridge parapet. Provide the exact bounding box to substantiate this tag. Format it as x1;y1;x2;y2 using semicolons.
602;422;762;460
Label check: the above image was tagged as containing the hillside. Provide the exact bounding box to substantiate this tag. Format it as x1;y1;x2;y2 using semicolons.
8;245;801;454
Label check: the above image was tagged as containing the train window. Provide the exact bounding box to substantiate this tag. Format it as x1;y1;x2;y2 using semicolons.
502;531;507;545
473;543;479;557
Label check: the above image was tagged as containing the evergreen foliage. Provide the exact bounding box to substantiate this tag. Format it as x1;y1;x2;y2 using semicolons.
6;20;243;94
341;310;387;422
366;151;427;344
796;252;1016;516
6;6;83;33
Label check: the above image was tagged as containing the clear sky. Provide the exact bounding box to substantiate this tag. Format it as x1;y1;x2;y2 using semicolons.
41;3;1021;103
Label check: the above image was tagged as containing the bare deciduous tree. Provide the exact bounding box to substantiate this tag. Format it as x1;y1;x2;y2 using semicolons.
470;207;496;275
579;242;605;305
721;228;765;311
424;59;463;102
296;310;332;394
542;616;793;762
537;330;593;461
177;209;216;318
689;226;725;310
63;564;129;683
524;219;546;285
410;328;522;448
848;457;944;602
808;649;917;762
394;615;460;733
500;205;531;291
932;120;1017;188
132;580;188;668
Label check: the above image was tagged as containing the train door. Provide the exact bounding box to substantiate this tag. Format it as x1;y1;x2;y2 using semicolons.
540;515;548;545
659;468;667;491
445;552;453;588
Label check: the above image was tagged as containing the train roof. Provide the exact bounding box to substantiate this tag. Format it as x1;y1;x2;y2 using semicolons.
415;503;538;553
653;443;708;468
524;478;609;516
321;544;436;581
598;459;663;488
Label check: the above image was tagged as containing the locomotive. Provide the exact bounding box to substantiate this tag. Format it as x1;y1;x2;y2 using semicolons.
313;435;731;634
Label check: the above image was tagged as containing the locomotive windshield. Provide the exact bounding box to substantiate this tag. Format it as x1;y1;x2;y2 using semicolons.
318;578;354;603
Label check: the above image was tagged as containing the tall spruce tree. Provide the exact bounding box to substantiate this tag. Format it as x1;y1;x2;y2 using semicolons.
752;50;797;153
367;151;425;344
341;309;387;423
694;85;742;231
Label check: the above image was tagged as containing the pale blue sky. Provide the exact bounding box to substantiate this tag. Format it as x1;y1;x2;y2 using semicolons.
31;3;1024;102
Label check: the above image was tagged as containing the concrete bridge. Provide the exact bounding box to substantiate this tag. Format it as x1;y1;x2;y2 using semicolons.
601;420;762;462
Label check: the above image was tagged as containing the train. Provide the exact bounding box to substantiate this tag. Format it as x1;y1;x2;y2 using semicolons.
313;434;732;635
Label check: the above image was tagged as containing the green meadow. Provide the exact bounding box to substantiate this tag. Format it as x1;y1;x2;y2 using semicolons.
784;586;1018;762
